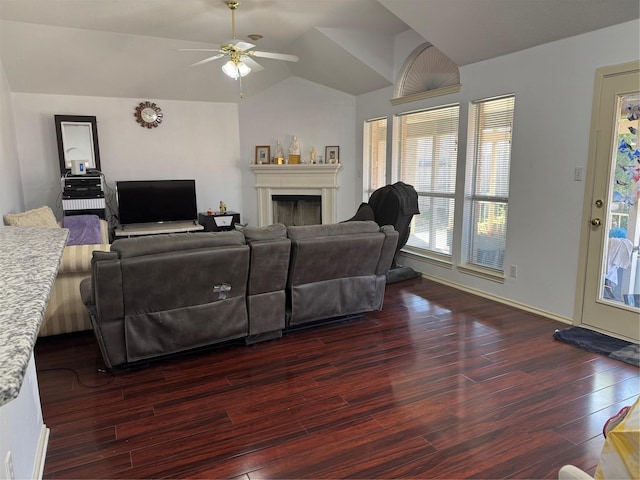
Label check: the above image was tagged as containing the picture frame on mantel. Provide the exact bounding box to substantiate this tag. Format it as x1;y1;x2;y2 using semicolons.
325;146;339;164
255;145;270;164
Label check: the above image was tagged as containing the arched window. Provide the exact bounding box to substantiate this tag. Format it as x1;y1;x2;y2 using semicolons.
392;43;461;105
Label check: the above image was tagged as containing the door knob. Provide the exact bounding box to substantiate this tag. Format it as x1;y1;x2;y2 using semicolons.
591;218;601;226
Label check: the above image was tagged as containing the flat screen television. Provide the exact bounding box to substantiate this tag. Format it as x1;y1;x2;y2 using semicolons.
116;179;197;225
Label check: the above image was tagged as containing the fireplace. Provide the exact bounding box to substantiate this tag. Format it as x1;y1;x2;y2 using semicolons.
250;164;341;227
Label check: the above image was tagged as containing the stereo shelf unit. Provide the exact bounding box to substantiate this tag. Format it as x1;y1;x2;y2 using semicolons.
61;174;106;219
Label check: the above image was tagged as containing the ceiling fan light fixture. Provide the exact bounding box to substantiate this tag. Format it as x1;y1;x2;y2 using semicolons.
221;60;237;78
237;61;251;77
222;59;251;79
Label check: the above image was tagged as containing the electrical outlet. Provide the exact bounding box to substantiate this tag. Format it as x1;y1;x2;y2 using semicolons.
5;451;15;480
574;166;585;181
510;265;518;278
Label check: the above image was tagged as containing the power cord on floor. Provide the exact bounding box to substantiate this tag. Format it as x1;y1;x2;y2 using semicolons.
38;367;116;388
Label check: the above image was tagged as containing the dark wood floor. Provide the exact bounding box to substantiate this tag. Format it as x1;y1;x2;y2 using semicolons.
34;277;639;479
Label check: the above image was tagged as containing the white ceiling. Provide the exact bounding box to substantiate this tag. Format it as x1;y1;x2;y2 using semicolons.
0;0;638;103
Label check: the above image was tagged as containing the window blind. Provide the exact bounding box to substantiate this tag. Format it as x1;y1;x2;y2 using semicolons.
395;104;459;255
364;118;388;199
465;95;515;271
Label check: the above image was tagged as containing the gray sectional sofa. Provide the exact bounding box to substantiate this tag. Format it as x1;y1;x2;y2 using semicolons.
81;221;399;368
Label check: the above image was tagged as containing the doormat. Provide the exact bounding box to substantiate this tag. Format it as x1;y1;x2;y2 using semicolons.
553;327;639;367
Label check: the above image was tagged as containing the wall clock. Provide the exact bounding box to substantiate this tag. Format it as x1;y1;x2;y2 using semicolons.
134;101;163;128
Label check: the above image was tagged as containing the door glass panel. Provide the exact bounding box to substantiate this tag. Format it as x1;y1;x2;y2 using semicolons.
601;93;640;309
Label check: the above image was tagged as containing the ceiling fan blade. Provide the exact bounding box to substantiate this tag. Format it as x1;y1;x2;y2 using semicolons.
227;40;255;51
242;57;264;72
251;51;299;62
189;54;225;67
179;46;222;52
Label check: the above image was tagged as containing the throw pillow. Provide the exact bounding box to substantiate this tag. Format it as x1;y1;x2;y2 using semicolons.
3;206;58;228
242;223;287;241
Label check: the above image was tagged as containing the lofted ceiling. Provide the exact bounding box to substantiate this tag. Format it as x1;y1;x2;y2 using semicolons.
0;0;638;103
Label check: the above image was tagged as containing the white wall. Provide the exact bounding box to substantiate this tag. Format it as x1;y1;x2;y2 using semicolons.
237;76;358;226
356;19;640;321
11;94;242;220
12;79;359;229
0;58;24;216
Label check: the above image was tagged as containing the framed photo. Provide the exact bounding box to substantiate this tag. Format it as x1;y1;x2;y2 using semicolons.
325;146;339;164
255;145;270;164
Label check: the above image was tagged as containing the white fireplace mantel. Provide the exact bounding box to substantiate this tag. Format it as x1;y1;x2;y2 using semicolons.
250;164;342;226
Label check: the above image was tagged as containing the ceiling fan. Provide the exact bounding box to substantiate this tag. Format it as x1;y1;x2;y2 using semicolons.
180;0;299;81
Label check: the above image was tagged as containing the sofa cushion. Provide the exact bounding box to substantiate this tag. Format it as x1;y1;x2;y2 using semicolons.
240;223;287;241
111;230;246;259
287;221;380;241
4;206;58;228
288;234;384;285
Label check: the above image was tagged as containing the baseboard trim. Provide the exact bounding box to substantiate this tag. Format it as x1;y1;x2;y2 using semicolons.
32;425;50;480
419;273;574;326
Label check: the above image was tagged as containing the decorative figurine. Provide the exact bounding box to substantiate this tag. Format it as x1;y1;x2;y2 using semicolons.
310;147;317;163
219;201;227;213
274;140;285;164
289;136;300;155
288;136;301;164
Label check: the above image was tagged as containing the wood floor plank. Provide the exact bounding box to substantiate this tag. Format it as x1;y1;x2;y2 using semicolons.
553;397;637;444
180;416;392;479
34;277;639;479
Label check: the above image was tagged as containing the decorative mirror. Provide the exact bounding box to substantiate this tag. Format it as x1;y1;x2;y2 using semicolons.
54;115;101;175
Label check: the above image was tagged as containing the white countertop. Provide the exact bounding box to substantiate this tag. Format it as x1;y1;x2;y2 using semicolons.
0;226;68;406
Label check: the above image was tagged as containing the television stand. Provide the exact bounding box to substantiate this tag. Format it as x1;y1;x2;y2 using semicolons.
114;220;204;238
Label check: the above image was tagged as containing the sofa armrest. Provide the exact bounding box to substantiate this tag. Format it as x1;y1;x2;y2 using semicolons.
59;243;111;274
90;250;124;321
376;225;399;275
99;219;109;244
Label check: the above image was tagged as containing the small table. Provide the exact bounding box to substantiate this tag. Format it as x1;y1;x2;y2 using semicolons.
198;211;241;232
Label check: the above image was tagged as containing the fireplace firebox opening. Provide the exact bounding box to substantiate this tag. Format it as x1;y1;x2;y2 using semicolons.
272;195;322;226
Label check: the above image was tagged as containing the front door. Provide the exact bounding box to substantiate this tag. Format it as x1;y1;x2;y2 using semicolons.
578;61;640;342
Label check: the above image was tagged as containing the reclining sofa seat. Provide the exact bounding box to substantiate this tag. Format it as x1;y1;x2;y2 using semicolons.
286;221;398;327
82;231;251;368
243;226;291;343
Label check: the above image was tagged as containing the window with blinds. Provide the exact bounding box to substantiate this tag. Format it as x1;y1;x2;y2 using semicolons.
363;118;388;199
394;104;459;256
464;95;515;271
